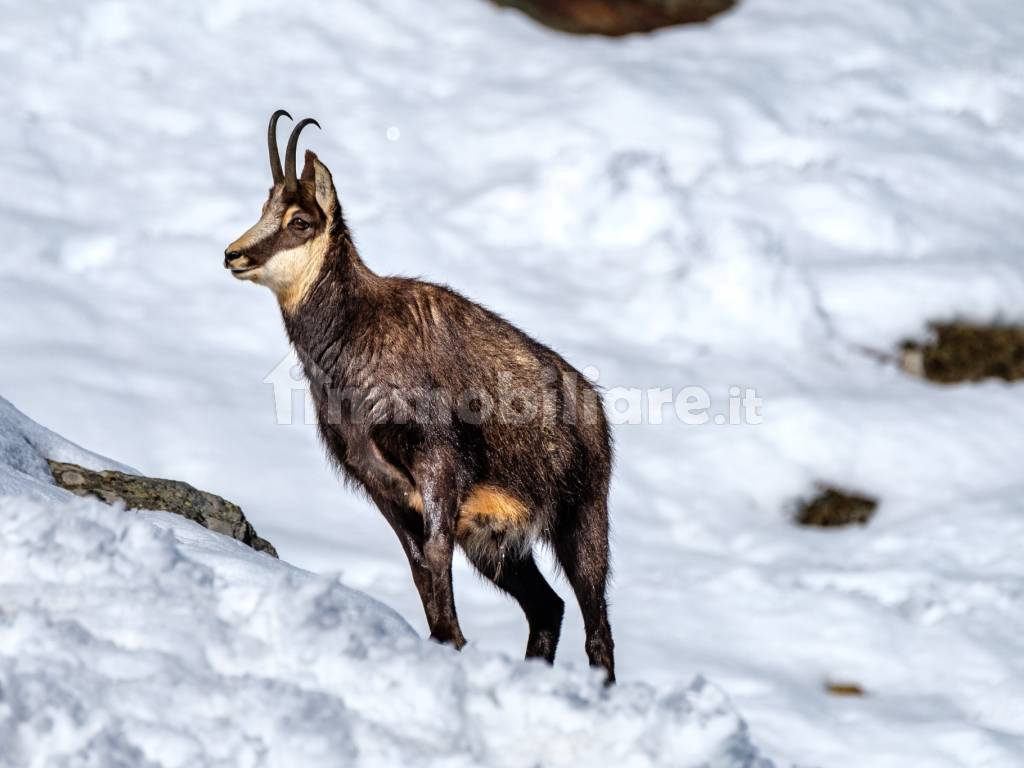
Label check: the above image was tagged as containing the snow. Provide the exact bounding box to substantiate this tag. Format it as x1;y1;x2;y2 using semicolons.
2;0;1024;765
0;400;763;767
0;397;134;501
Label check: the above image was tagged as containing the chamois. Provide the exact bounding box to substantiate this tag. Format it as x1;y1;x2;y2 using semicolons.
224;111;615;682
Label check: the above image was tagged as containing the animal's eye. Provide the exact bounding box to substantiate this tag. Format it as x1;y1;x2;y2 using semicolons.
291;217;310;231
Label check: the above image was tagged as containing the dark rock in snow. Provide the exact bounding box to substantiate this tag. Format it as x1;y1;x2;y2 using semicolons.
796;486;877;528
47;459;277;557
901;322;1024;384
488;0;736;36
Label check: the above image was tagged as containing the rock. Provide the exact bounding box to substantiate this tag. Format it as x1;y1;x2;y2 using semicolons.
47;459;277;557
56;468;86;487
489;0;737;36
795;486;877;528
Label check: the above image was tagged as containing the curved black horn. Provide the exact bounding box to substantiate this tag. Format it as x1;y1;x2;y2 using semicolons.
268;110;292;184
285;117;321;191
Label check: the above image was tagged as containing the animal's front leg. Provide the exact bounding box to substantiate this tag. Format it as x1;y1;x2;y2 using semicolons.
418;449;467;650
343;429;418;505
367;491;440;635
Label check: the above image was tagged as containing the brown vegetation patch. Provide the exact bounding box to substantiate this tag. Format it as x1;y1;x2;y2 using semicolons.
825;681;866;697
489;0;737;36
901;322;1024;384
796;486;878;528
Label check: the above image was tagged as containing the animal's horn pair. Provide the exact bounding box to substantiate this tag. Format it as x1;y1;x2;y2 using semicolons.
268;110;321;191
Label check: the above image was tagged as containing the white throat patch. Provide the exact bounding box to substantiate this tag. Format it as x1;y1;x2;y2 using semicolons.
255;230;329;315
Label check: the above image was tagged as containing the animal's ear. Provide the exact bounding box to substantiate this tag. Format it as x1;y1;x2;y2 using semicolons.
301;150;337;214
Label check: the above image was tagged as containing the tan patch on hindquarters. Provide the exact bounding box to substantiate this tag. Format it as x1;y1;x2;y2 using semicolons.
457;486;531;537
404;485;531;537
457;486;535;568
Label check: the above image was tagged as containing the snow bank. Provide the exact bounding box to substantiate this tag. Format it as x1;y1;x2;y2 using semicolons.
0;396;133;501
0;400;766;767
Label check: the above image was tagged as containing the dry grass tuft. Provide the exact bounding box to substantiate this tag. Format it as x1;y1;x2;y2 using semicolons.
825;681;866;697
901;322;1024;384
796;486;878;528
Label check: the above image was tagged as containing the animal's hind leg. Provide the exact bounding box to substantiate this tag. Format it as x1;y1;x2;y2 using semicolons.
554;499;615;684
466;548;565;663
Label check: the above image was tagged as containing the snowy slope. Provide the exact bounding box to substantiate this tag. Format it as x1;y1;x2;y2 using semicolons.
2;0;1024;765
0;396;134;500
0;398;764;767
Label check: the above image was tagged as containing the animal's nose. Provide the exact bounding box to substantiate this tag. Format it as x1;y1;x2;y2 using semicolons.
224;249;243;267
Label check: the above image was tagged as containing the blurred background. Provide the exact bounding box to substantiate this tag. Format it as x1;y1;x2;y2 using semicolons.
2;1;1023;765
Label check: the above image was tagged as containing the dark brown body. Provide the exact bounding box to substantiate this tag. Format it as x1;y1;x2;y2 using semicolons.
226;115;615;681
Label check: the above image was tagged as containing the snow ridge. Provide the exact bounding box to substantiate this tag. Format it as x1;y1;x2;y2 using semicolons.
0;400;765;767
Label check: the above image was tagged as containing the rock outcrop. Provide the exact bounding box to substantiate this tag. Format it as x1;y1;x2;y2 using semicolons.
490;0;737;36
47;459;278;557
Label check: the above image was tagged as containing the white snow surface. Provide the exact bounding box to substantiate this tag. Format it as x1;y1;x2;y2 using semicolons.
2;0;1024;765
0;398;764;767
0;396;134;501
